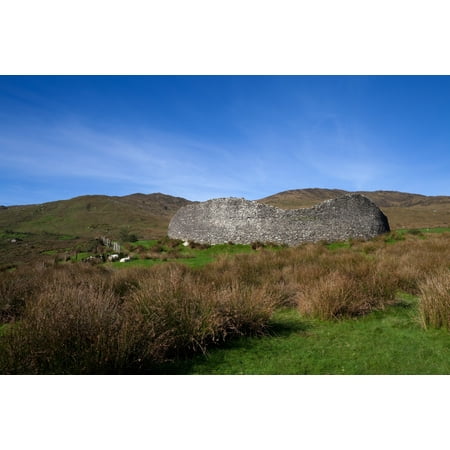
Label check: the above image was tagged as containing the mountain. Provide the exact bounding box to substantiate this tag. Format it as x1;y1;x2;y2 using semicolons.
0;193;192;240
258;188;450;229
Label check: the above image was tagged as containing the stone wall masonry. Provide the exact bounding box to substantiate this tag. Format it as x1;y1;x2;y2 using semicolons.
168;194;390;246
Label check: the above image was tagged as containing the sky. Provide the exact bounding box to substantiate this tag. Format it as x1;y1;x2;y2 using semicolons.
1;75;450;206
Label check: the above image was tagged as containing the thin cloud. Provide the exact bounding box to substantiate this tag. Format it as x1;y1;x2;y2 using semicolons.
0;121;264;201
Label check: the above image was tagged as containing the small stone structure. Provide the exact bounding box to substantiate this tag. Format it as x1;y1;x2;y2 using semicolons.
168;194;390;246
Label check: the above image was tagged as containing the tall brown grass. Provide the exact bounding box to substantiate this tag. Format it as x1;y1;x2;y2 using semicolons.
418;269;450;330
0;263;279;373
1;232;450;373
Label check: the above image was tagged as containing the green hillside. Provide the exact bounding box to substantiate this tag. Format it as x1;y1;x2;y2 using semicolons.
0;193;191;240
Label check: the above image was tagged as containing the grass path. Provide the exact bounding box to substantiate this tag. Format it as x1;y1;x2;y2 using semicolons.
163;297;450;375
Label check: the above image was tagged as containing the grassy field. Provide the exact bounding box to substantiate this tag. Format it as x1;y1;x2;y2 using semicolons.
1;229;449;374
172;299;450;375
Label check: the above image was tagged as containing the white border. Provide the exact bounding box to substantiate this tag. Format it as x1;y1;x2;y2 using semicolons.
1;1;448;448
1;0;450;74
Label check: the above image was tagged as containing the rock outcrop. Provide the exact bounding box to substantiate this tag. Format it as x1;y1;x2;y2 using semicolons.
168;193;390;246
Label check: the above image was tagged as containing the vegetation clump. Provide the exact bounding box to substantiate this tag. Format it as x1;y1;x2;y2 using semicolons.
419;269;450;330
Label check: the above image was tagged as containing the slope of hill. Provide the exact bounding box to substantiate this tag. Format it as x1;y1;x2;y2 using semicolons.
0;193;192;240
2;189;450;240
259;188;450;229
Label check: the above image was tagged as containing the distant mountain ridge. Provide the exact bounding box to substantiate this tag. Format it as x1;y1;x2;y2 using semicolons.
1;188;450;239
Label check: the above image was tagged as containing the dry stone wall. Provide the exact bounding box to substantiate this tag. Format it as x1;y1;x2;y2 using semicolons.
168;194;390;246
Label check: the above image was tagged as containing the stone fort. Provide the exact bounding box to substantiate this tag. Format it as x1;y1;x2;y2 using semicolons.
168;193;390;246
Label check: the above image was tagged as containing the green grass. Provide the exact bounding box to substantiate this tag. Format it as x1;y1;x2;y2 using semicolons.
133;239;159;249
326;241;352;251
384;231;406;244
397;227;450;235
72;252;91;261
41;250;58;255
420;227;450;234
58;234;77;240
163;295;450;374
180;243;254;268
109;258;164;268
115;242;257;269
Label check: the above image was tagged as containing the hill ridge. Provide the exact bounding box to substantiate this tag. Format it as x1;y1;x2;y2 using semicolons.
2;189;450;240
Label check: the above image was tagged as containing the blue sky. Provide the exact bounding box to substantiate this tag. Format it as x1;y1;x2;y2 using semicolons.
1;75;449;206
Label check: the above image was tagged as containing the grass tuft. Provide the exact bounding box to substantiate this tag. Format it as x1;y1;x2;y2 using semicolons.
419;270;450;330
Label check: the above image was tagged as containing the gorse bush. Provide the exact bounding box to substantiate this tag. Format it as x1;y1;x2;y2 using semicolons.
1;232;450;373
